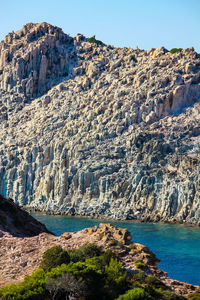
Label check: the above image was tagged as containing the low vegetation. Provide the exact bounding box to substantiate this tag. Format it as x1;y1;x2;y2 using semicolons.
0;243;191;299
188;291;200;300
39;245;70;271
117;287;153;300
169;48;183;54
135;261;145;269
87;35;104;46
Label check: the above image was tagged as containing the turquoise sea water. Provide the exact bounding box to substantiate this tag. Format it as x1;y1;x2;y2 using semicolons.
32;214;200;286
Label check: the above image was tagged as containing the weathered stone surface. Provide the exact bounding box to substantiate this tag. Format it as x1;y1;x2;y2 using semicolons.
0;23;200;224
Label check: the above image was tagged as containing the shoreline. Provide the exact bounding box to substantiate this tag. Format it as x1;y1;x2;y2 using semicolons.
24;206;200;230
27;206;200;288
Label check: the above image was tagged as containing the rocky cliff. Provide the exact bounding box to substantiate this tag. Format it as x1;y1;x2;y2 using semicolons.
0;195;51;236
0;22;200;224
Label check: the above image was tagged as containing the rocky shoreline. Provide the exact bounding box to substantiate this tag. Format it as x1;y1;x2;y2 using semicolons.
25;206;200;228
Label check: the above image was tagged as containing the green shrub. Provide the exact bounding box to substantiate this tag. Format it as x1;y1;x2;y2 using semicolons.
103;257;127;298
135;262;145;269
188;291;200;299
82;249;118;275
66;248;82;262
88;36;103;46
117;287;152;300
67;243;101;262
145;275;167;289
0;269;46;300
80;243;101;258
154;288;186;299
46;260;105;298
131;271;145;284
104;258;124;282
169;48;183;54
102;249;118;265
47;255;126;298
45;254;127;298
40;245;70;271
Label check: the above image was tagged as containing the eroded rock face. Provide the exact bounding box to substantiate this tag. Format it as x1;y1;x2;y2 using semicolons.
0;23;200;224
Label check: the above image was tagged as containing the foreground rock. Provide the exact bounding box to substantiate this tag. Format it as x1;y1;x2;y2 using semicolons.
0;195;51;237
0;23;200;224
0;222;199;297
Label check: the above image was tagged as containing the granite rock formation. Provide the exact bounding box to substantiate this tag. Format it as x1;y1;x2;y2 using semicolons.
0;195;51;236
0;23;200;224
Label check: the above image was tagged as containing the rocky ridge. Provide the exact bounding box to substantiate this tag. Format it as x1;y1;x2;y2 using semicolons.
0;23;200;224
0;222;199;297
0;22;77;99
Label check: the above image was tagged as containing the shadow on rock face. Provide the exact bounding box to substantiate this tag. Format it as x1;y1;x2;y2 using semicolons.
0;194;53;237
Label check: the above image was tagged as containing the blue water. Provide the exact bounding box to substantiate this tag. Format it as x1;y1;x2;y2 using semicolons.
32;214;200;286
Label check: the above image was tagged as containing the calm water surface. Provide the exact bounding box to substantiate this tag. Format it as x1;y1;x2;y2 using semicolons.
32;214;200;286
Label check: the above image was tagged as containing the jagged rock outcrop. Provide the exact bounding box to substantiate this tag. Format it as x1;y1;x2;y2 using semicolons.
0;195;51;236
0;23;200;224
0;222;199;296
0;22;78;99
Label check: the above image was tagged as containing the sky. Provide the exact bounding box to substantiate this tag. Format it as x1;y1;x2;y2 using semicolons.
0;0;200;52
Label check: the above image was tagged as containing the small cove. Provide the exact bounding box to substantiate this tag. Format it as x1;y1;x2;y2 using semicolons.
32;214;200;286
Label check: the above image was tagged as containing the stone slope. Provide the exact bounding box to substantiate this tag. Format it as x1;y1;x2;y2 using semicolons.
0;22;77;99
0;195;51;237
0;23;200;224
0;223;199;297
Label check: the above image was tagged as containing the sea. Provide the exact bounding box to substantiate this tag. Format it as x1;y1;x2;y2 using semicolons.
32;214;200;286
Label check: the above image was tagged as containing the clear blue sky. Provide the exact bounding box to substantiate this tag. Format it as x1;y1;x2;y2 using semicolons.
0;0;200;52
